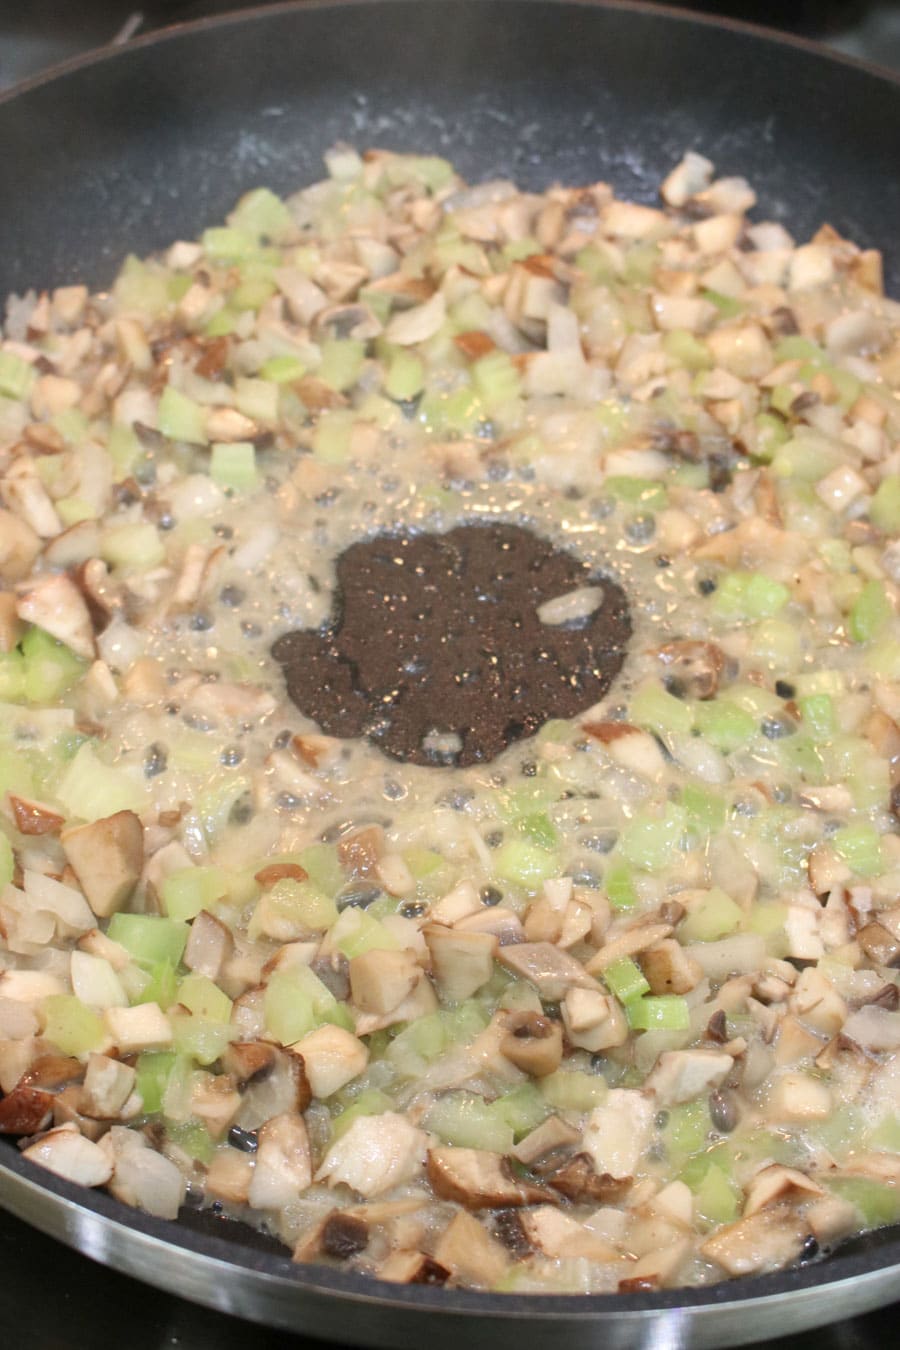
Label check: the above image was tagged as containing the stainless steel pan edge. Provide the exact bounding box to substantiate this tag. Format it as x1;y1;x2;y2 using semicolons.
1;1;900;1342
2;1137;900;1346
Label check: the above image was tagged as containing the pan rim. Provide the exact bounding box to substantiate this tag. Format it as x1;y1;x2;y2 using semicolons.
0;0;899;111
3;1135;900;1320
1;0;900;1329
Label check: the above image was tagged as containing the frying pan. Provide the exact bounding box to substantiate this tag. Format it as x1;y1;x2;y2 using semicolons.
1;1;900;1343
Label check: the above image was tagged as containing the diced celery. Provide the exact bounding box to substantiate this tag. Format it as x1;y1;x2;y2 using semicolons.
631;679;694;737
170;1010;235;1065
0;748;35;800
20;626;86;701
232;376;278;425
832;823;883;877
332;907;401;960
624;242;660;285
516;810;558;851
870;476;900;533
713;570;790;621
42;995;105;1055
869;1113;900;1152
158;386;208;445
849;580;892;643
178;972;233;1023
331;1089;393;1139
264;966;337;1045
811;1104;865;1161
694;699;756;752
626;994;690;1031
679;887;743;942
702;288;743;318
471;350;521;407
774;336;825;365
798;693;836;742
745;902;788;943
419;386;481;435
108;913;189;968
101;522;166;571
663;1100;710;1161
56;498;95;527
312;408;355;463
320;1001;355;1032
693;1160;741;1226
575;243;618;284
619;803;686;871
53;408;89;446
494;237;540;266
540;1069;607;1111
167;1118;215;1164
682;784;727;835
662;329;712;372
425;1093;514;1152
135;1051;177;1114
0;350;35;401
0;834;12;890
228;187;294;244
384;349;425;402
753;412;789;462
113;256;170;316
252;878;337;935
604;957;651;1004
748;618;802;670
297;843;344;896
260;354;305;384
605;476;667;511
210;441;258;491
57;743;146;820
605;859;639;911
828;1177;900;1229
490;1084;550;1139
204;308;238;337
162;866;228;921
107;423;142;478
202;226;259;262
138;960;179;1011
494;838;559;889
0;651;25;702
536;718;571;745
773;436;841;482
318;339;366;393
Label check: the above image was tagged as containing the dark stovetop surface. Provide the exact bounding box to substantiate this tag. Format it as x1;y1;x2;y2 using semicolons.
2;1;900;1345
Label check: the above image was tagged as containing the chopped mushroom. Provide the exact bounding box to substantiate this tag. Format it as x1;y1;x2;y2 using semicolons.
247;1112;312;1210
349;947;421;1015
499;1010;564;1076
743;1164;824;1217
426;1147;553;1210
497;943;598;1000
645;1050;734;1106
61;811;144;919
655;640;725;700
581;1092;654;1180
432;1209;510;1288
375;1251;449;1285
16;574;95;660
290;1024;368;1099
424;925;498;1002
701;1206;809;1277
80;1054;136;1119
315;1113;428;1198
22;1123;113;1187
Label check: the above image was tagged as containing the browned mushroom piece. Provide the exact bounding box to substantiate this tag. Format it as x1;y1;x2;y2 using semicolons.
320;1210;370;1260
426;1147;554;1210
72;557;121;633
499;1010;564;1077
60;810;144;919
7;794;65;837
497;943;597;1001
183;910;234;981
221;1039;277;1086
538;1152;633;1204
433;1209;511;1287
0;1084;54;1134
0;592;24;653
654;639;726;700
376;1251;450;1285
337;825;385;877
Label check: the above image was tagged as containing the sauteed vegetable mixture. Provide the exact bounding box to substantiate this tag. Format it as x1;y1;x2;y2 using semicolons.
2;148;900;1292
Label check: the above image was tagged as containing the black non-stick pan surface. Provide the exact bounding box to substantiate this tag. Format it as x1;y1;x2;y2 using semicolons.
1;2;900;1345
